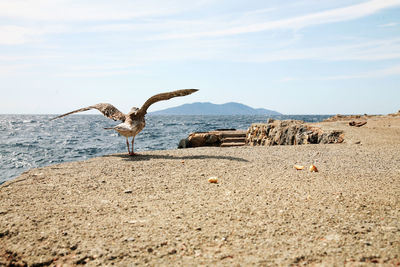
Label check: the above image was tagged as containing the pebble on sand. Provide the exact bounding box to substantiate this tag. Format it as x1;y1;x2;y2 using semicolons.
309;165;318;172
208;177;218;183
294;165;304;170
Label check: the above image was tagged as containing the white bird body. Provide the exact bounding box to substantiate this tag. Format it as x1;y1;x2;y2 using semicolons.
110;118;145;138
51;89;198;155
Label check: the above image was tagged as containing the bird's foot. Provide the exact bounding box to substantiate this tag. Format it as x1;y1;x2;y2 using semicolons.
128;152;137;156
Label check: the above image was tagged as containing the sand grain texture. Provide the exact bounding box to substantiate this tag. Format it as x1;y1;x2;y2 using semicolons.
1;116;399;266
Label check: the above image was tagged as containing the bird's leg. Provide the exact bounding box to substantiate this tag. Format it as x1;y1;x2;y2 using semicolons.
129;138;137;156
126;137;131;155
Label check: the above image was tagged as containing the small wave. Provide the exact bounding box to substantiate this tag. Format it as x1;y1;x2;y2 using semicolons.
75;147;102;155
13;142;39;148
65;139;79;145
23;120;37;124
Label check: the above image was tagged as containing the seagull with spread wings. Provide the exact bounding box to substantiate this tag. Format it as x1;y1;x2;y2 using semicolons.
51;89;198;155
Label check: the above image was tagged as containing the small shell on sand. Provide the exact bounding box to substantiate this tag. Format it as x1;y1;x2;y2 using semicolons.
208;177;218;183
309;165;318;172
294;165;304;170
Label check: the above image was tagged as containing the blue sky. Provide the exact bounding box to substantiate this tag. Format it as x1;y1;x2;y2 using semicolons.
0;0;399;115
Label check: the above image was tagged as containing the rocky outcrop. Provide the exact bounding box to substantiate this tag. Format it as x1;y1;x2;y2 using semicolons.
178;130;247;148
179;120;345;148
349;121;367;127
388;110;400;117
323;114;375;122
246;120;344;146
179;132;220;148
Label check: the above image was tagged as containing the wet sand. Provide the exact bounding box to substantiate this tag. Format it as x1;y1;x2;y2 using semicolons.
1;116;399;266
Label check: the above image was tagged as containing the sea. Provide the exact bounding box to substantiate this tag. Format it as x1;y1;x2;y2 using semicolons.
0;114;331;184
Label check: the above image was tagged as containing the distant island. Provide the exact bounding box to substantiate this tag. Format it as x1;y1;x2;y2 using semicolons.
150;102;281;115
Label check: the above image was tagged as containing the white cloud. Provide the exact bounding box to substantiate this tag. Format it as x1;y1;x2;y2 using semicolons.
54;69;136;78
1;0;400;80
380;22;399;27
2;0;399;42
0;24;69;45
321;64;400;80
1;0;399;46
0;25;39;45
273;64;400;82
0;0;210;21
153;0;400;40
280;77;295;82
237;38;400;62
0;63;34;75
0;0;214;44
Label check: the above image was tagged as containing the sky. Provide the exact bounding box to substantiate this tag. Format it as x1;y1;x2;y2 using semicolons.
0;0;399;115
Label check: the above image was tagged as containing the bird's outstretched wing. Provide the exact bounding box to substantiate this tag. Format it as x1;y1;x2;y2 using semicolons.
50;103;126;121
135;89;199;117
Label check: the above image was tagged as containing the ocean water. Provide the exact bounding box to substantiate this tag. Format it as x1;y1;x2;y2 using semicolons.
0;114;331;184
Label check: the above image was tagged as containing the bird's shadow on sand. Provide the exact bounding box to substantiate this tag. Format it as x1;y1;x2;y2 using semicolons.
102;152;249;162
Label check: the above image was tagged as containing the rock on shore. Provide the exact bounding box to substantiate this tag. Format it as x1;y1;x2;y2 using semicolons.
179;119;345;148
246;119;344;146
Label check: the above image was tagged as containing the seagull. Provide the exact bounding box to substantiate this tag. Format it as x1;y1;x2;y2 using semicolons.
51;89;198;155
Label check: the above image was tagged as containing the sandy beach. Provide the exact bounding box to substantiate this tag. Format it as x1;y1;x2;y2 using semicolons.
1;116;399;266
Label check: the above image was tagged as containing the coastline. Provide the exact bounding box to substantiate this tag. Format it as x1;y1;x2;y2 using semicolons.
0;114;332;184
1;116;399;266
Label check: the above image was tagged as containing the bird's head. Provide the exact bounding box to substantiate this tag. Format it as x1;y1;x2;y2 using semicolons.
128;107;139;115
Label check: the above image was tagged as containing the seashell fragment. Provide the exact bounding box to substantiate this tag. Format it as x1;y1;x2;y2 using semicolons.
309;164;318;172
208;177;218;183
294;165;304;170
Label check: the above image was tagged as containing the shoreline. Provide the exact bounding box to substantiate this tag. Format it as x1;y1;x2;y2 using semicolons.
1;116;399;266
0;114;334;185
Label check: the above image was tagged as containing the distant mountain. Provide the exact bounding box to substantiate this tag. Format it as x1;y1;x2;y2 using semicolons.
150;102;281;115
